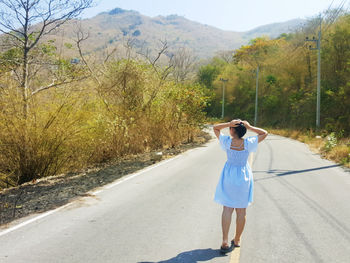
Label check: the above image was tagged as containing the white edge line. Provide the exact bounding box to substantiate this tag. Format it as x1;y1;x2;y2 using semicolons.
95;154;183;192
0;148;195;237
0;203;71;238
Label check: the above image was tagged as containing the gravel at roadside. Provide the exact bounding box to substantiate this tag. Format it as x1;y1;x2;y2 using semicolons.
0;131;212;227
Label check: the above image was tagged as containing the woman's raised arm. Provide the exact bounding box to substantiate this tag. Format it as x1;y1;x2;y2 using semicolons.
213;120;240;139
242;120;268;143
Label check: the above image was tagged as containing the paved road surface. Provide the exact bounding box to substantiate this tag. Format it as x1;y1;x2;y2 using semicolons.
0;132;349;263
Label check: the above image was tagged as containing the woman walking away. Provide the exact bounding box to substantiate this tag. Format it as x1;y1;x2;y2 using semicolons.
213;119;268;254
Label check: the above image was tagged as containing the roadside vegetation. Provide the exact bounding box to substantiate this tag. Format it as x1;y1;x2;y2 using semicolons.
199;11;350;168
0;0;208;190
0;2;349;191
268;128;350;168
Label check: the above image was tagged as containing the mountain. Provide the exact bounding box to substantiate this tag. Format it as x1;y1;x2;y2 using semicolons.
242;19;306;40
2;8;306;59
53;8;244;59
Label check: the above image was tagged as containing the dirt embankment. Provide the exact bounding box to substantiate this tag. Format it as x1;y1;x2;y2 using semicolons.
0;131;212;227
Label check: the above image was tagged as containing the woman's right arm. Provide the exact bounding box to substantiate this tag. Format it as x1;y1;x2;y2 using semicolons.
213;120;240;139
242;121;268;143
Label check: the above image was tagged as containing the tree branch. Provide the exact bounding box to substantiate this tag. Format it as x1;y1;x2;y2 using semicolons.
31;76;89;96
75;28;101;85
103;47;118;64
152;40;168;66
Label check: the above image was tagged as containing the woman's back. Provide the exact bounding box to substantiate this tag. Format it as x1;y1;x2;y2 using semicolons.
220;134;258;167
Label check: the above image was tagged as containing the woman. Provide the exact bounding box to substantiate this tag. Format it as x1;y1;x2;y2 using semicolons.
213;119;268;253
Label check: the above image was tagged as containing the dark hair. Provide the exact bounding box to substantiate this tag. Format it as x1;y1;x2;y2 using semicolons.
232;123;247;138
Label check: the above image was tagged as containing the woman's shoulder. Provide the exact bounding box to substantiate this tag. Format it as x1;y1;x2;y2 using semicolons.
245;135;258;152
245;135;258;141
220;133;231;140
219;133;231;150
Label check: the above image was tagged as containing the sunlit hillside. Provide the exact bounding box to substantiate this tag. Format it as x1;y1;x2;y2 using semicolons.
45;8;304;59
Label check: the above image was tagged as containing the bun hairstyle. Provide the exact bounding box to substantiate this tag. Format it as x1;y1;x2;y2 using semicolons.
234;122;247;138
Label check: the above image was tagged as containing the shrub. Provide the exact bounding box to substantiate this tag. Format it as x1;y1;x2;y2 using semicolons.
0;57;208;189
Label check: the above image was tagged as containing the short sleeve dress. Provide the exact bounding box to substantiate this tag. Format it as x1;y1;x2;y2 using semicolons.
214;133;258;208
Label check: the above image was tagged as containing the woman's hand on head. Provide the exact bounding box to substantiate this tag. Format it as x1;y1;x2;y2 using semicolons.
242;120;251;129
230;119;241;127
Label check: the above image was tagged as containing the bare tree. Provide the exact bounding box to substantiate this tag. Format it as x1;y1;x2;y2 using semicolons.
216;50;234;64
136;39;174;80
171;47;196;83
0;0;93;118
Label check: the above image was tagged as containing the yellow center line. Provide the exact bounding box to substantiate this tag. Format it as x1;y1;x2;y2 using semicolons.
230;152;254;263
230;247;241;263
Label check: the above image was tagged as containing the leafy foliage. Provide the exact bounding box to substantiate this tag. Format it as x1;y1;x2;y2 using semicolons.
200;13;350;135
0;46;208;189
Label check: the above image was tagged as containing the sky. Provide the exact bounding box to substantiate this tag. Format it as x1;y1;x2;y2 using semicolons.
81;0;349;31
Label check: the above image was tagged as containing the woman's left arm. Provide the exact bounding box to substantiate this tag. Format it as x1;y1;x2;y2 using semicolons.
213;120;240;139
242;121;268;143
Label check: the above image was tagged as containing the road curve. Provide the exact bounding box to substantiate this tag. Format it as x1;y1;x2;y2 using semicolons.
0;132;349;263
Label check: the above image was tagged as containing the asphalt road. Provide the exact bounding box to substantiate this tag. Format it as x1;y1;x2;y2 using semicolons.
0;132;349;263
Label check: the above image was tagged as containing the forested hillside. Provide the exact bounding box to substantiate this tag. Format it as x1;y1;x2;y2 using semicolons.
197;12;350;166
199;13;350;136
13;8;304;59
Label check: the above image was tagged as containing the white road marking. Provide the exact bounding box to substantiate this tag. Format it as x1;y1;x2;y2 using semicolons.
95;154;183;193
0;149;193;237
0;203;71;238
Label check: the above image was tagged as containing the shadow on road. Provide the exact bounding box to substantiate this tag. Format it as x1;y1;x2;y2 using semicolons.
138;248;227;263
254;164;341;182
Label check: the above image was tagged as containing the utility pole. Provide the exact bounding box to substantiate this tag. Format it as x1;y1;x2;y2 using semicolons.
219;78;228;119
254;65;259;126
305;16;322;130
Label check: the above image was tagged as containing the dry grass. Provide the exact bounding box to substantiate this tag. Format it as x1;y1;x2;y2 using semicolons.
0;59;208;190
324;140;350;166
268;128;350;168
0;130;211;226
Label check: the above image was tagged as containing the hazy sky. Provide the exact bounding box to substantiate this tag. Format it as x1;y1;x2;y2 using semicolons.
81;0;348;31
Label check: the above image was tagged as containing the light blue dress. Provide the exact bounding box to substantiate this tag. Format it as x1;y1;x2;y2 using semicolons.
214;133;258;208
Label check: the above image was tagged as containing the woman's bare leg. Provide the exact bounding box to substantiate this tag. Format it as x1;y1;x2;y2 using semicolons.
234;208;246;245
222;206;234;247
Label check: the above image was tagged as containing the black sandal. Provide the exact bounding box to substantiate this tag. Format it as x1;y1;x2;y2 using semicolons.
220;244;233;254
231;239;241;247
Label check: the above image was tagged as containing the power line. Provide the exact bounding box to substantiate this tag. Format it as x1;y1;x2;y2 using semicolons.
322;0;347;33
236;1;348;129
272;1;348;76
325;0;336;17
